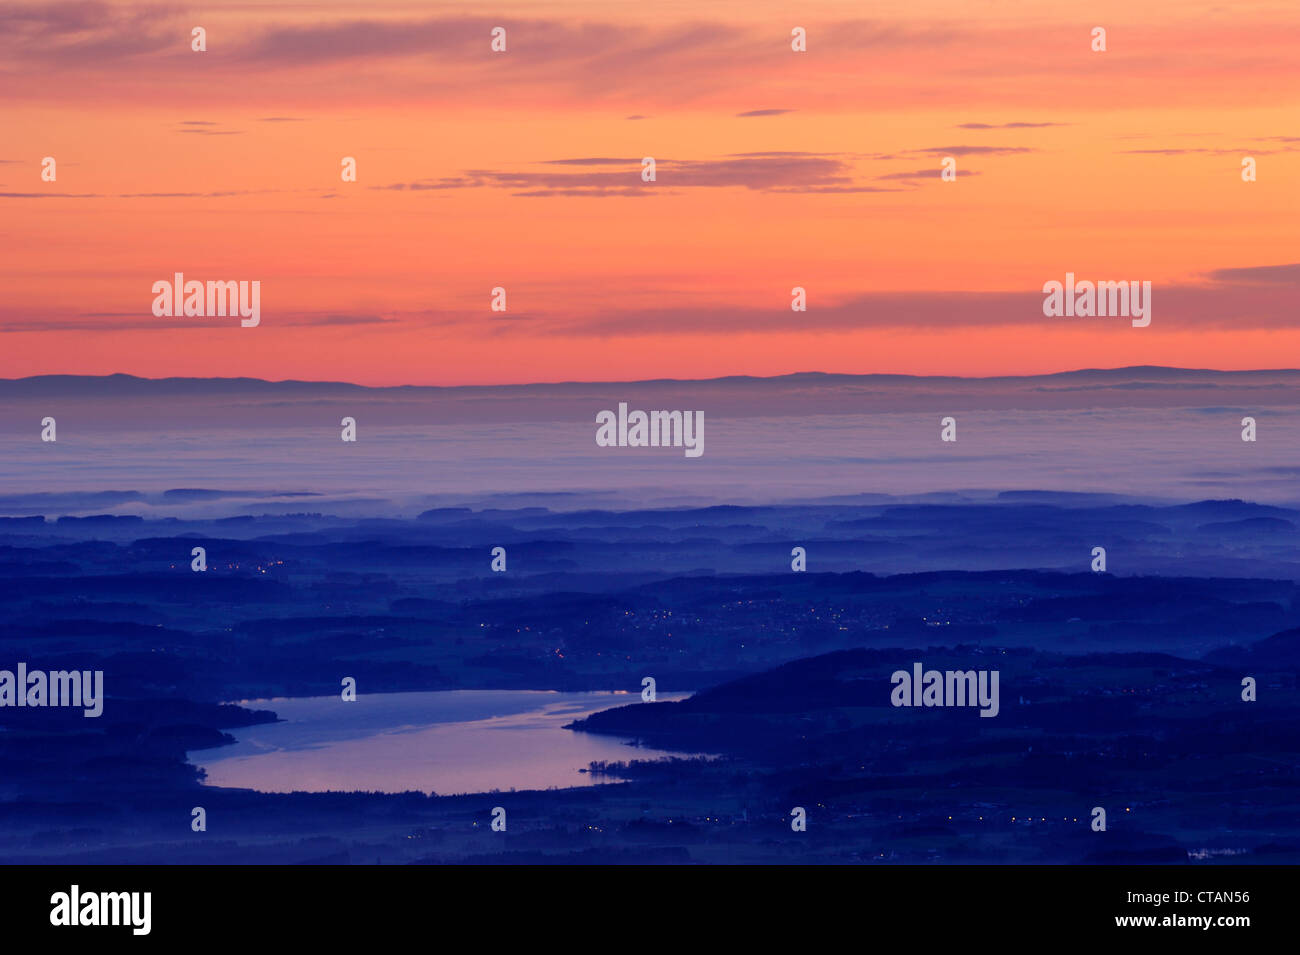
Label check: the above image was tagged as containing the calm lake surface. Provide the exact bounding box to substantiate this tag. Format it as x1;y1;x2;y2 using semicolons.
190;689;700;795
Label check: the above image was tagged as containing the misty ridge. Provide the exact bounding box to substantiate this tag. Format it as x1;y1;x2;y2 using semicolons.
1;494;1299;705
7;366;1300;512
3;366;1300;428
4;491;1300;583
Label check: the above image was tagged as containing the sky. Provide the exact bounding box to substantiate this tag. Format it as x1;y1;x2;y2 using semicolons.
1;0;1297;385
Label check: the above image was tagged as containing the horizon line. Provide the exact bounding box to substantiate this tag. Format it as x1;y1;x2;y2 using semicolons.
6;364;1300;392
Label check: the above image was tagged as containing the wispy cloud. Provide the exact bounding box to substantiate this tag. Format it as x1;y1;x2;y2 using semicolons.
1205;263;1300;284
875;168;979;181
375;154;901;196
1122;141;1297;155
10;9;1296;111
957;122;1068;129
0;188;293;200
0;309;397;332
519;266;1300;335
910;145;1037;157
174;120;241;136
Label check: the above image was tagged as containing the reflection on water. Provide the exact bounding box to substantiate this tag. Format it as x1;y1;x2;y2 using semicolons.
190;689;699;795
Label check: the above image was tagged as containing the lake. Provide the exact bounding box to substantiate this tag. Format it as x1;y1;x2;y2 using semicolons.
190;689;702;795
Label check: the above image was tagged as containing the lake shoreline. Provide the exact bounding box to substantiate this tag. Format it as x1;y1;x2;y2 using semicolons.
189;689;700;797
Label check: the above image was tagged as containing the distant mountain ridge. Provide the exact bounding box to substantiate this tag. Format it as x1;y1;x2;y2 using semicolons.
5;366;1300;429
3;365;1300;395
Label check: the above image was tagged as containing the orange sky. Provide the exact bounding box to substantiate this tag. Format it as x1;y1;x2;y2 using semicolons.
1;0;1297;385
